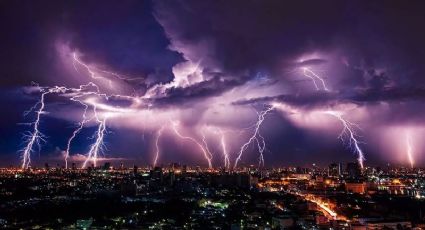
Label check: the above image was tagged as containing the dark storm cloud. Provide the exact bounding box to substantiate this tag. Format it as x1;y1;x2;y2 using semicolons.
294;59;328;68
0;0;182;87
150;74;252;108
154;0;425;88
233;86;425;110
232;92;338;109
154;0;346;73
2;0;423;102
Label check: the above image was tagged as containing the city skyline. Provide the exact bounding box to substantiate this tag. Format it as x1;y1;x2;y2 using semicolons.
2;1;425;168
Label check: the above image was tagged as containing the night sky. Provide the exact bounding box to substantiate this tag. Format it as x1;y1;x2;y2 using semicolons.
1;0;425;168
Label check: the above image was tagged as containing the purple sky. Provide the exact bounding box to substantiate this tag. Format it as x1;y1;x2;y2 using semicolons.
1;0;425;168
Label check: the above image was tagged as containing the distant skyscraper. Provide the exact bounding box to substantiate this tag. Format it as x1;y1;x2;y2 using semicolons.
328;163;343;177
151;167;163;182
346;162;361;179
171;162;181;170
296;167;308;174
103;162;111;170
338;163;343;176
328;163;339;177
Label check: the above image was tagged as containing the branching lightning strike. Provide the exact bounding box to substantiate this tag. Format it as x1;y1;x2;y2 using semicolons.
201;130;214;165
65;93;92;169
323;111;365;169
234;105;274;169
20;87;67;169
405;131;414;168
171;121;213;169
20;91;49;169
204;127;231;169
20;51;143;168
72;52;144;88
302;67;329;91
216;129;231;169
82;110;109;168
301;68;365;168
153;126;165;168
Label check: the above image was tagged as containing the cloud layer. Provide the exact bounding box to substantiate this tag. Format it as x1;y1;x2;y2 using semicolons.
2;0;425;167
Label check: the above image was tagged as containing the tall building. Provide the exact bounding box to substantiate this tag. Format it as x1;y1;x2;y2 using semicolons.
170;162;181;171
346;162;361;179
329;163;343;177
345;182;366;194
151;167;163;182
328;163;339;177
103;162;111;170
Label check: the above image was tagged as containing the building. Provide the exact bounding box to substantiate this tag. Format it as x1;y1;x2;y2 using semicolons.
76;218;93;229
121;181;137;196
272;215;294;229
347;162;361;179
366;220;411;229
328;163;343;177
150;167;163;182
210;173;252;188
345;182;366;194
103;162;111;170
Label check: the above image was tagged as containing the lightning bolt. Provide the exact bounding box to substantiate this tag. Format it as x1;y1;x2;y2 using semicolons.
20;87;67;169
201;130;214;164
217;129;231;169
70;56;143;168
20;50;146;169
171;121;213;169
72;53;102;80
323;110;365;169
405;131;414;168
256;132;267;168
153;126;165;168
303;67;329;91
20;91;49;169
64;101;89;169
64;84;98;169
203;127;231;169
301;68;365;167
82;109;108;168
72;52;144;88
234;105;274;169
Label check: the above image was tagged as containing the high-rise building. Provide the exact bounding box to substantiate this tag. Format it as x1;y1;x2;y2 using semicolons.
328;163;342;177
346;162;361;179
103;162;111;170
151;167;163;182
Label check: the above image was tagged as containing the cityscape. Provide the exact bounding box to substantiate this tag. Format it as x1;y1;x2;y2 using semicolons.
1;163;425;229
1;0;425;229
